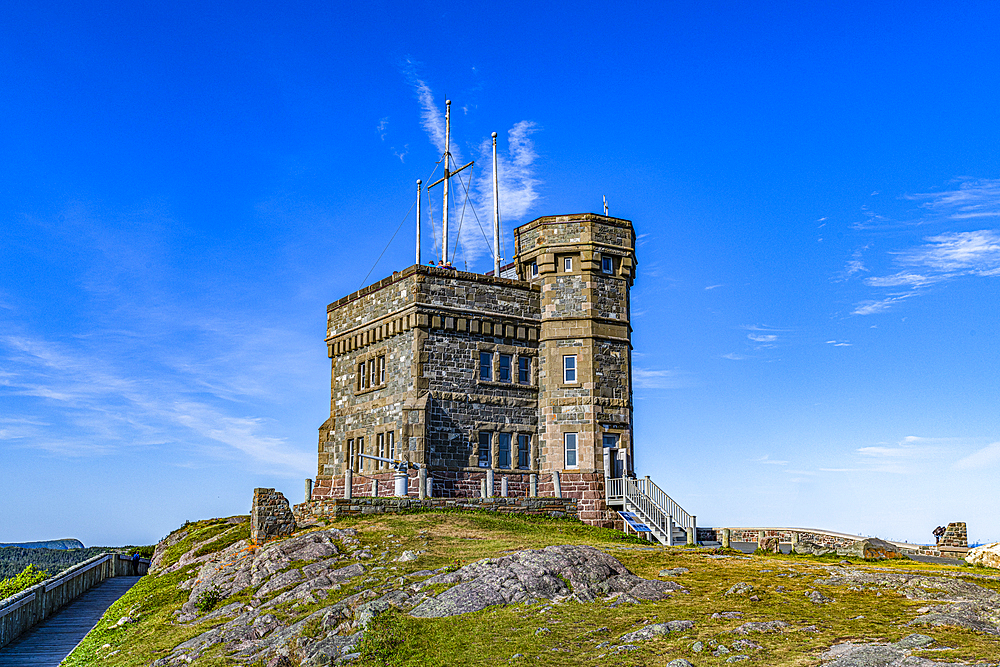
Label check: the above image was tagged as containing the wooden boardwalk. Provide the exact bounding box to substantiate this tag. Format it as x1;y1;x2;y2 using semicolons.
0;576;141;666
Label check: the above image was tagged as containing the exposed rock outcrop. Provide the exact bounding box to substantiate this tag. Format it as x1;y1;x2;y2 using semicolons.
966;542;1000;569
835;537;907;561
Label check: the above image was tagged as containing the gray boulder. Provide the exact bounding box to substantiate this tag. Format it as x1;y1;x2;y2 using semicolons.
410;544;684;617
835;538;907;560
619;620;695;642
793;538;835;556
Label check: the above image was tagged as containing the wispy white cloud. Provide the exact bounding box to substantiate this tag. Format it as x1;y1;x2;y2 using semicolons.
825;340;851;346
754;454;788;465
632;367;693;389
851;294;915;315
704;284;724;290
909;179;1000;220
720;353;746;360
953;441;1000;471
747;333;777;343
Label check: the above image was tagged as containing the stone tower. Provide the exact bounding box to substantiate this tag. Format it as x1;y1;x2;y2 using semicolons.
513;214;636;524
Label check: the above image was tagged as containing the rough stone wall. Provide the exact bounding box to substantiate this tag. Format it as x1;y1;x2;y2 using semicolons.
293;496;578;523
251;488;295;545
940;522;968;548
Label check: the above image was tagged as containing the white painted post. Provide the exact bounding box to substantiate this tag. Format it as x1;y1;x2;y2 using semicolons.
553;470;562;499
370;479;378;497
418;467;427;500
486;469;495;498
529;473;538;497
480;478;487;499
501;476;508;497
344;469;353;500
425;475;433;499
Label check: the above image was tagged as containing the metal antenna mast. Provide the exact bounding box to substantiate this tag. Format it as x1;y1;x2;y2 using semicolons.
427;100;473;265
492;131;501;278
415;179;422;265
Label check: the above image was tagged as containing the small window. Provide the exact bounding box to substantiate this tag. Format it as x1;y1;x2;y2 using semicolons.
498;433;511;468
602;256;613;274
563;355;577;383
603;433;619;448
379;355;386;384
498;354;512;383
387;431;395;461
564;433;578;468
518;434;530;469
518;357;531;384
478;432;491;468
530;262;538;277
564;257;573;272
479;352;492;381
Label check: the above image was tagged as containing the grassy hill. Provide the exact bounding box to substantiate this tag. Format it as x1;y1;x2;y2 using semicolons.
62;511;1000;666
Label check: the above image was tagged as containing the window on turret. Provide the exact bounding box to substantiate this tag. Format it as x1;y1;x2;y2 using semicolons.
530;262;538;277
564;433;578;468
518;434;530;468
602;256;614;274
479;352;492;381
478;432;491;467
498;354;512;383
564;257;573;272
498;433;511;468
563;355;577;383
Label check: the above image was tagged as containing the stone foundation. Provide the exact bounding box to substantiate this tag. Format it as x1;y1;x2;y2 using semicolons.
292;496;578;523
251;488;295;545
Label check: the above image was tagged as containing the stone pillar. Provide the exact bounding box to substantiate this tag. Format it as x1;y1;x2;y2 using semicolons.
481;478;487;499
425;475;433;498
418;467;427;500
529;473;538;497
344;469;353;500
501;476;508;497
791;532;798;548
304;478;313;503
722;528;731;548
758;530;765;550
370;479;378;497
686;526;695;546
486;469;495;498
553;470;562;499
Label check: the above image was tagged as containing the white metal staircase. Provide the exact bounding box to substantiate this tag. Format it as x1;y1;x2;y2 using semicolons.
606;476;696;546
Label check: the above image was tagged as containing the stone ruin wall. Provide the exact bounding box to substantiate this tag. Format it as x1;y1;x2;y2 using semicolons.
251;488;295;545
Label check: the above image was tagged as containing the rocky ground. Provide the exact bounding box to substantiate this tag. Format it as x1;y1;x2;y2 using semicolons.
64;514;1000;667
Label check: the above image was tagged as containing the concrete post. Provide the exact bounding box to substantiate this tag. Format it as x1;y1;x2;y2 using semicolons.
529;473;538;497
344;469;353;500
553;470;562;499
481;478;487;499
686;526;695;546
425;475;433;499
418;467;427;500
486;469;495;498
758;530;766;550
370;479;378;497
305;478;313;503
791;532;798;548
722;528;731;549
501;476;508;497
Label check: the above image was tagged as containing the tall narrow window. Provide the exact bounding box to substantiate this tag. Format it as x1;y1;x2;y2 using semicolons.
356;436;364;472
498;354;512;383
387;431;395;461
563;355;577;383
530;262;538;277
478;432;491;467
370;358;378;388
377;432;385;468
602;256;613;274
564;257;573;272
357;362;366;390
348;438;355;472
564;433;578;468
517;434;530;469
479;352;492;381
518;357;531;384
497;433;511;468
379;355;386;384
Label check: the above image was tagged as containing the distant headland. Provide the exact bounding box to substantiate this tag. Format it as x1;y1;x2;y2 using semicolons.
0;539;84;550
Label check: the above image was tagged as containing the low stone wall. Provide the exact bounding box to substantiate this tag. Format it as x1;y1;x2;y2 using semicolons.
0;553;149;650
251;488;295;545
293;496;578;523
701;526;969;558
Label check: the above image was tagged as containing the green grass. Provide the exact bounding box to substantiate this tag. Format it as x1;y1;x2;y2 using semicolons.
64;512;1000;667
0;564;49;599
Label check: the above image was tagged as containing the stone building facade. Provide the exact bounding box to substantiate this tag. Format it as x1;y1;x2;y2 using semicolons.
311;213;636;525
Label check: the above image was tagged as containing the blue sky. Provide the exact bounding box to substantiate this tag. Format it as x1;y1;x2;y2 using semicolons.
3;1;1000;546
